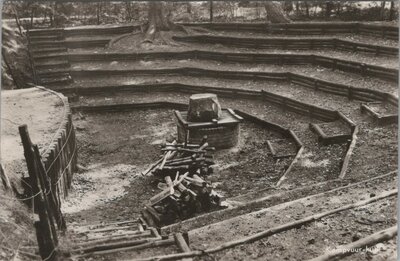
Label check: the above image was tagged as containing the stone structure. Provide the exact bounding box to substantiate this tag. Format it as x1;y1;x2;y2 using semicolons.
175;94;242;149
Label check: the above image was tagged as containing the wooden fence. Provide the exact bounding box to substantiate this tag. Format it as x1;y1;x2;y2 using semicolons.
28;22;398;40
19;125;61;260
181;22;398;40
28;24;141;37
173;35;398;56
18;87;77;259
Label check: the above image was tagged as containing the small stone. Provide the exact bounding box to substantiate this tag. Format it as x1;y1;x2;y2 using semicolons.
307;238;315;244
370;193;376;198
352;233;362;242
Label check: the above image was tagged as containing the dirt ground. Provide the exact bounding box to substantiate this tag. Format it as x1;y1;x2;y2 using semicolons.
1;87;65;184
63;108;295;226
1;87;66;260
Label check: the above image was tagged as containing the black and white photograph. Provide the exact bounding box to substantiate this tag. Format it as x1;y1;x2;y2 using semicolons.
0;1;398;260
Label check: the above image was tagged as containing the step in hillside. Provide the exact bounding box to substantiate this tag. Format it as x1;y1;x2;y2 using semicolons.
28;28;64;37
30;41;66;49
39;72;73;86
161;171;396;235
31;47;68;56
29;34;63;42
186;171;396;250
35;60;70;71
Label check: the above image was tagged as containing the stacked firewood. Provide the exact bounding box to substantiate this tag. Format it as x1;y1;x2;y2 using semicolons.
141;137;223;226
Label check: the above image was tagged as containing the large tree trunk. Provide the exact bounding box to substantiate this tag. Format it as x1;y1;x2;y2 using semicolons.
305;1;310;18
389;1;395;20
264;2;291;23
326;1;334;18
144;2;172;42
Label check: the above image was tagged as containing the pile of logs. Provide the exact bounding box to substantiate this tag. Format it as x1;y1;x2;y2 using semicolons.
142;137;222;226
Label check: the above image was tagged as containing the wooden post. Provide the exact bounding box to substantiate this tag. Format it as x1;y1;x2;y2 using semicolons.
33;146;67;231
19;125;58;260
33;146;59;246
19;125;40;209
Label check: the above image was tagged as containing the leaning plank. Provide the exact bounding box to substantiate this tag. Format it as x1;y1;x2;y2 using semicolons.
338;126;359;179
133;189;397;261
74;237;175;258
309;225;397;261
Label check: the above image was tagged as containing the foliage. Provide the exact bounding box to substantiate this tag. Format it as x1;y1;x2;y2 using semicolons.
1;21;33;90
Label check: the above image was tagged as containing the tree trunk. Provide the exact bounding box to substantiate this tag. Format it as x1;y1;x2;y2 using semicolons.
96;2;101;25
125;1;131;22
380;1;386;20
143;2;174;43
389;1;395;20
209;0;213;22
336;3;342;16
326;1;333;18
305;1;310;18
284;1;293;14
30;7;36;29
264;2;291;23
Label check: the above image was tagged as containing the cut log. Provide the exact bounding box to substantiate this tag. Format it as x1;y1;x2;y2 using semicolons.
187;93;222;122
149;187;174;206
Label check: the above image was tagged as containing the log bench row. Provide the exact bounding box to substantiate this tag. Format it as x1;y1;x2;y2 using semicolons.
34;50;398;82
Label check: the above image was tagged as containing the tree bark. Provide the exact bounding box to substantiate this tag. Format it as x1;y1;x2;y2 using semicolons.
305;1;310;18
96;2;101;25
389;1;395;20
209;0;213;22
380;1;386;20
144;1;172;42
264;2;291;23
326;1;334;18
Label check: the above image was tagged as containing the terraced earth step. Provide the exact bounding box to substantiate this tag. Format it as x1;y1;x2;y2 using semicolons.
37;69;70;76
161;171;396;235
40;74;73;86
35;60;70;70
29;34;64;42
30;41;66;48
186;171;396;250
28;28;64;36
31;47;68;55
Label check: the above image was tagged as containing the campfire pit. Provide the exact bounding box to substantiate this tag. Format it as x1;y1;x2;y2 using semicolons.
175;94;242;149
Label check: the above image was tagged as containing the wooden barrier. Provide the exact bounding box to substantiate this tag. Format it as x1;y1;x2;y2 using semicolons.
58;66;397;110
19;125;59;260
16;87;77;259
181;22;398;40
173;35;398;56
57;51;398;82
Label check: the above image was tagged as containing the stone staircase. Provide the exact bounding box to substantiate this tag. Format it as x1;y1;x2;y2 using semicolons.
28;28;73;87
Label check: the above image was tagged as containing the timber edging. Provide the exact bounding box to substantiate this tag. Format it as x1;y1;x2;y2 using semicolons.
35;86;78;202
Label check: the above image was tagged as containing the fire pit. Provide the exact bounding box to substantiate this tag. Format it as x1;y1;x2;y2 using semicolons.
174;94;242;149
